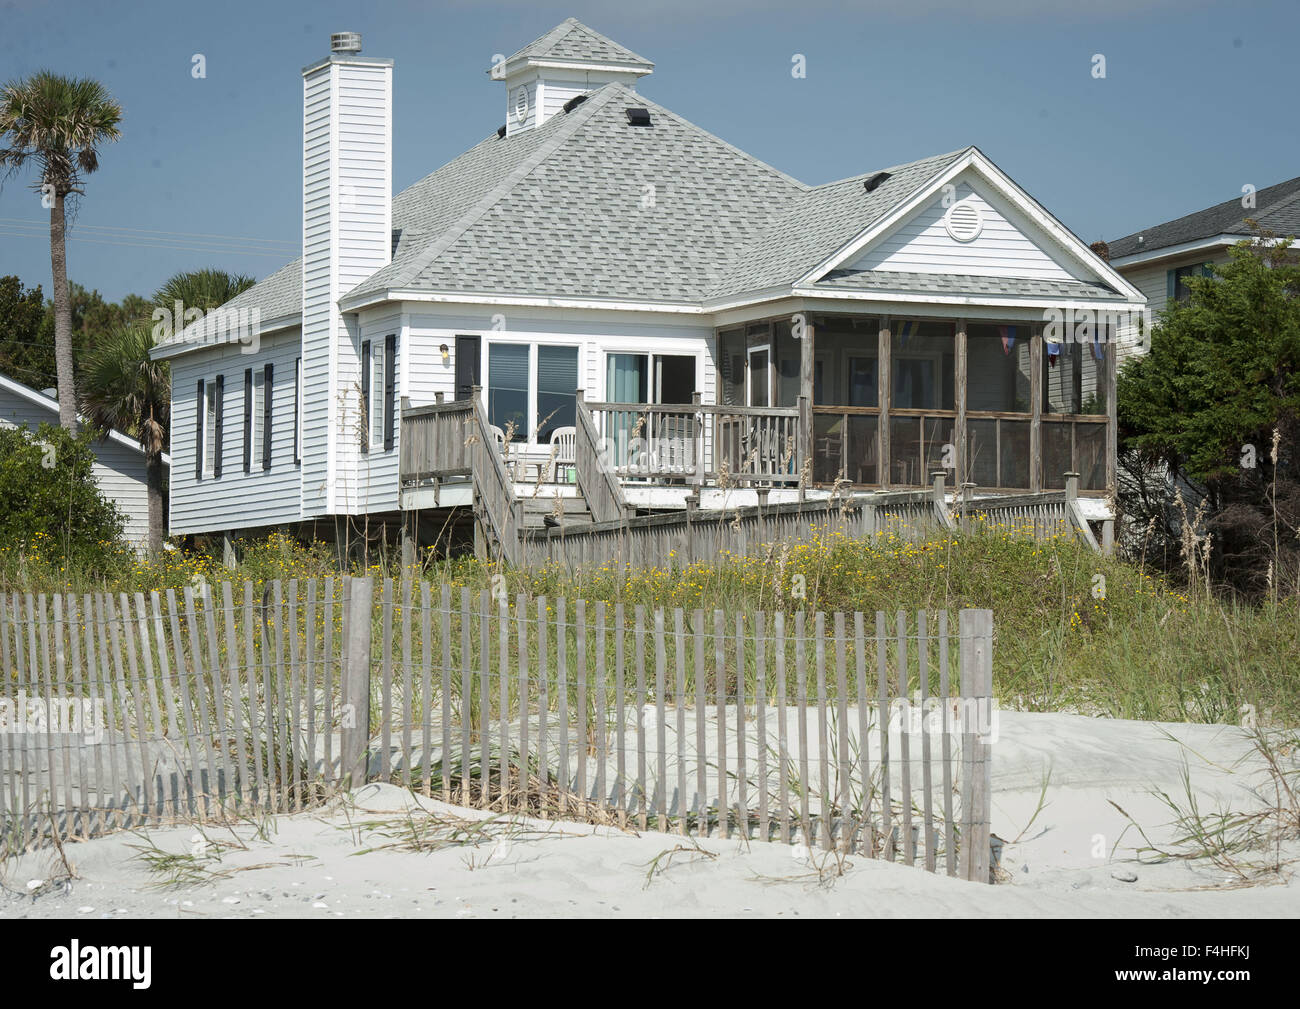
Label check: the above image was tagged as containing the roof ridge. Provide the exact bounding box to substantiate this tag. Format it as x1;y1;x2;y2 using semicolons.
379;84;624;293
808;148;972;191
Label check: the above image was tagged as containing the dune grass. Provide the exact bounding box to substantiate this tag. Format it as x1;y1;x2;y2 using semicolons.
2;518;1297;726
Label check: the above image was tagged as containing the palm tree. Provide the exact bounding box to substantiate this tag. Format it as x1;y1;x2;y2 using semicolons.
154;268;255;314
80;324;169;554
0;71;123;433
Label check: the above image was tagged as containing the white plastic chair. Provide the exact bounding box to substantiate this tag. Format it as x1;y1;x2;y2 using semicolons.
547;426;576;483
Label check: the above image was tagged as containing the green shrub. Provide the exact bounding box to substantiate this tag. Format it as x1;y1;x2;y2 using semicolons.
0;421;126;571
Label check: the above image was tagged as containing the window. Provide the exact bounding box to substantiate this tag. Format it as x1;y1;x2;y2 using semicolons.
536;344;578;442
1168;263;1212;304
382;333;396;452
488;343;529;439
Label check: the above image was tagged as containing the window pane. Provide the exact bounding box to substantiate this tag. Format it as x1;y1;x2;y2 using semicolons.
749;348;770;407
968;324;1032;413
205;387;216;476
488;343;529;440
537;345;578;442
891;321;954;411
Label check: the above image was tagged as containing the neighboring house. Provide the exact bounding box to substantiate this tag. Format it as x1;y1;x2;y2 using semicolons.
1108;174;1300;349
151;19;1143;554
0;372;170;550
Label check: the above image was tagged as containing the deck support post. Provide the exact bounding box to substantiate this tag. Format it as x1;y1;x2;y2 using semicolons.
221;531;237;568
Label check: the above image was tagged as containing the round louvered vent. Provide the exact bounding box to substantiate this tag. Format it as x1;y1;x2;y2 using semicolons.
944;201;983;242
513;86;528;123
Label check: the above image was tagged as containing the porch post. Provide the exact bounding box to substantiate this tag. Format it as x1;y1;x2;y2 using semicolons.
799;314;814;493
878;318;891;489
1030;325;1043;492
955;319;967;487
1105;337;1118;495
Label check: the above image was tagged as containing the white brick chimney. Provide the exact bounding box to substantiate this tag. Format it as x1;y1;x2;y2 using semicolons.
300;32;392;516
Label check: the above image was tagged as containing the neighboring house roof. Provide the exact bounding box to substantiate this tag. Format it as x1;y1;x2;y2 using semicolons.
0;371;172;465
1109;175;1300;262
502;17;654;71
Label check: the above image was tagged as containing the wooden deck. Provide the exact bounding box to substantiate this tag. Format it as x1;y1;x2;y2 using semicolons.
400;394;1113;568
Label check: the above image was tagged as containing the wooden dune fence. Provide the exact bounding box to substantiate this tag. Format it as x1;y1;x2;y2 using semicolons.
0;579;995;884
0;582;353;849
366;580;995;883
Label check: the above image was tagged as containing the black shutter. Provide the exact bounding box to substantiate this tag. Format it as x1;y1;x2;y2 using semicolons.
293;358;301;465
195;379;204;480
383;333;396;452
243;368;253;474
213;374;224;478
360;340;371;455
263;362;273;471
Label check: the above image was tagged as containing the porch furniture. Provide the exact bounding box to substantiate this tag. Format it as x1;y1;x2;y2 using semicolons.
545;426;577;483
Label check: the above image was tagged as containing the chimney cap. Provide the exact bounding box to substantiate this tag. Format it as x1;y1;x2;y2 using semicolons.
330;31;362;54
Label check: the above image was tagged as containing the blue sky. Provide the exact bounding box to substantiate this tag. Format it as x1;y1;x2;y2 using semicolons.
1;0;1296;302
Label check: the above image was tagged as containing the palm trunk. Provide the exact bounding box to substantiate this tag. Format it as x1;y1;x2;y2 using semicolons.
145;449;165;555
49;188;78;433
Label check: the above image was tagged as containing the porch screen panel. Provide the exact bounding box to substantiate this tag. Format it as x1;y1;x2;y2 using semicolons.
718;329;745;406
890;321;955;410
488;343;529;440
813;413;843;483
967;325;1032;412
966;418;1030;490
1042;421;1072;489
537;345;578;443
1077;422;1106;490
846;415;879;485
774;319;800;407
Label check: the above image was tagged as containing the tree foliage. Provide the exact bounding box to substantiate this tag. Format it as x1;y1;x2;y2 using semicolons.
1117;233;1300;596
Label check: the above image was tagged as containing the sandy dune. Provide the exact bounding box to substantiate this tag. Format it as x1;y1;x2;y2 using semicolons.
2;712;1296;918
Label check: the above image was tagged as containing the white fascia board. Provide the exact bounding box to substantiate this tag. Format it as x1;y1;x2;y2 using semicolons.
503;57;653;77
1109;234;1241;269
802;149;1145;303
340;288;704;315
790;287;1139;313
150;313;301;360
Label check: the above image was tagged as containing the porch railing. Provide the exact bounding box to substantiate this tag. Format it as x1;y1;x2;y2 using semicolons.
584;399;804;486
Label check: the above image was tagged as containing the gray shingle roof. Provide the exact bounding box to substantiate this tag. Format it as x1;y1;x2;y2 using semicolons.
708;150;967;298
816;269;1126;300
1109;175;1300;260
155;258;300;351
502;18;653;70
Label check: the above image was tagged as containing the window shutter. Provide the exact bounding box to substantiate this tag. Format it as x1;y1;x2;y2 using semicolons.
195;379;204;480
263;363;273;471
293;358;301;465
360;341;371;454
384;334;396;452
1201;262;1213;278
213;375;224;478
1166;270;1176;302
243;368;253;474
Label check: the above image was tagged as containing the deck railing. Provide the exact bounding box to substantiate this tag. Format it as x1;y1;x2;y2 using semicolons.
584;399;804;486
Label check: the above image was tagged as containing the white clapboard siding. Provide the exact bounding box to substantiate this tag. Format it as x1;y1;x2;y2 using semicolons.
0;379;160;549
849;175;1086;282
167;330;304;536
504;76;540;136
337;308;402;515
